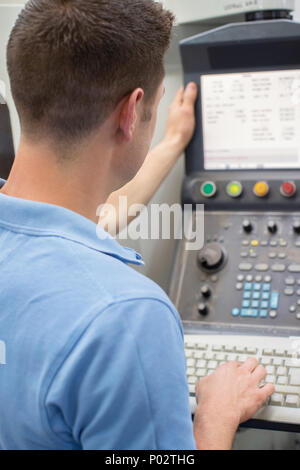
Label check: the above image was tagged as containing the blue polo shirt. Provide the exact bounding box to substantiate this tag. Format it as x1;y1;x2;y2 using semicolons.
0;180;195;450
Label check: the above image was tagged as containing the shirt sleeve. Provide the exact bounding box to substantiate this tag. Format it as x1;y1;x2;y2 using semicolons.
44;298;196;450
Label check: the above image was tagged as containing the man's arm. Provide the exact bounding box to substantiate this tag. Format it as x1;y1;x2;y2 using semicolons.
102;83;198;234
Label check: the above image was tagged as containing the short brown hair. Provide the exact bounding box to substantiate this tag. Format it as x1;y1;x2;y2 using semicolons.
7;0;174;145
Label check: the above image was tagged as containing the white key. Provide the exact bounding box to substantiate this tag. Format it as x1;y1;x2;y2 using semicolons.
263;348;274;356
185;342;194;349
212;345;222;352
266;365;275;375
187;367;195;376
285;358;300;368
188;376;197;384
196;368;207;377
236;346;246;353
204;352;214;360
246;347;257;354
224;345;234;352
285;394;300;408
277;376;288;385
196;343;207;350
185;350;193;358
266;375;276;383
207;360;218;370
194;351;204;359
273;358;283;366
274;349;286;357
276;366;287;376
289;368;300;386
270;393;284;406
196;359;207;368
227;354;238;361
207;369;215;376
216;353;226;361
187;358;195;367
188;384;196;394
238;355;247;362
261;356;272;365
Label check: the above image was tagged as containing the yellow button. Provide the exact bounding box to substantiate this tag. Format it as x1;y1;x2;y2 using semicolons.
251;240;259;247
254;181;269;197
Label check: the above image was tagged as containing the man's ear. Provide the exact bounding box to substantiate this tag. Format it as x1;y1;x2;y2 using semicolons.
119;88;144;141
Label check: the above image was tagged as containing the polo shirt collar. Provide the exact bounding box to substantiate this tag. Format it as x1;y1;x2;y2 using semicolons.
0;179;144;266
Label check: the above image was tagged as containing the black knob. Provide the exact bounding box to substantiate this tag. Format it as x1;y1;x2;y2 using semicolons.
267;221;277;234
293;221;300;234
197;303;209;316
198;243;225;272
201;285;211;299
242;220;253;233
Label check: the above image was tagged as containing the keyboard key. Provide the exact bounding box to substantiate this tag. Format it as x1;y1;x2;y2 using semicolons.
246;347;257;354
243;292;251;299
196;359;206;368
260;310;268;318
285;394;300;407
239;263;253;271
212;345;222;352
241;309;258;317
187;367;195;375
288;265;300;273
273;358;283;366
289;368;300;386
270;292;279;310
253;292;261;300
194;351;204;359
196;343;207;350
266;375;276;383
263;284;271;291
196;368;207;377
263;348;274;355
187;358;195;367
242;301;250;308
254;283;261;291
274;349;287;357
255;264;269;272
244;283;252;290
207;360;218;369
271;264;286;272
188;376;197;384
216;353;226;361
251;300;259;308
266;365;275;374
262;292;270;300
270;393;284;406
188;384;196;394
261;356;272;365
261;301;269;309
277;376;288;385
185;350;193;358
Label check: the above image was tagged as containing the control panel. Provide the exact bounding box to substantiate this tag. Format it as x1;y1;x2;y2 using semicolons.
169;211;300;336
168;20;300;337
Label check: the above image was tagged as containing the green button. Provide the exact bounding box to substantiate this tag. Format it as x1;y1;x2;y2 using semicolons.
201;181;216;198
227;181;243;198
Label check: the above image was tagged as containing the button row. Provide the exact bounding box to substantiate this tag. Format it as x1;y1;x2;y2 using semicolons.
239;263;300;272
200;181;297;199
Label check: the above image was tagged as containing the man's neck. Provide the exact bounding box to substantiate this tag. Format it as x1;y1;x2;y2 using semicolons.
1;136;114;223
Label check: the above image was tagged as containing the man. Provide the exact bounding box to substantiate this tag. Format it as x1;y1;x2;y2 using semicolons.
0;0;274;450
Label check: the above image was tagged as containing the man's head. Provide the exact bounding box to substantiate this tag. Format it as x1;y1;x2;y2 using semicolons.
7;0;174;184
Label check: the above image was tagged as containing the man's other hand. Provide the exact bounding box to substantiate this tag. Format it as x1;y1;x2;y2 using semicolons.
163;82;198;157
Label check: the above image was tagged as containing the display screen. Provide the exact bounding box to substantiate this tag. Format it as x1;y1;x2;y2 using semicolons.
201;70;300;170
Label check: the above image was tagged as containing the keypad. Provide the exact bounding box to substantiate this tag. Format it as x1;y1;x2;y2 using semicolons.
234;279;278;319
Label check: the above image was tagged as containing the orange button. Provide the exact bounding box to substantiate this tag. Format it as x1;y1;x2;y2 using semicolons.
254;181;269;198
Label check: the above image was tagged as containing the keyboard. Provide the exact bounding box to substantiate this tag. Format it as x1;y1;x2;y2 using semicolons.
185;333;300;429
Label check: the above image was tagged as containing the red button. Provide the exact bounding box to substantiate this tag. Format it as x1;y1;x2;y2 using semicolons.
281;181;296;197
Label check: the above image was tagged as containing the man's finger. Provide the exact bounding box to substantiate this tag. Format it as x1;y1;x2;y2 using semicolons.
183;82;198;106
252;364;267;384
174;86;184;104
240;357;259;372
258;383;275;402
